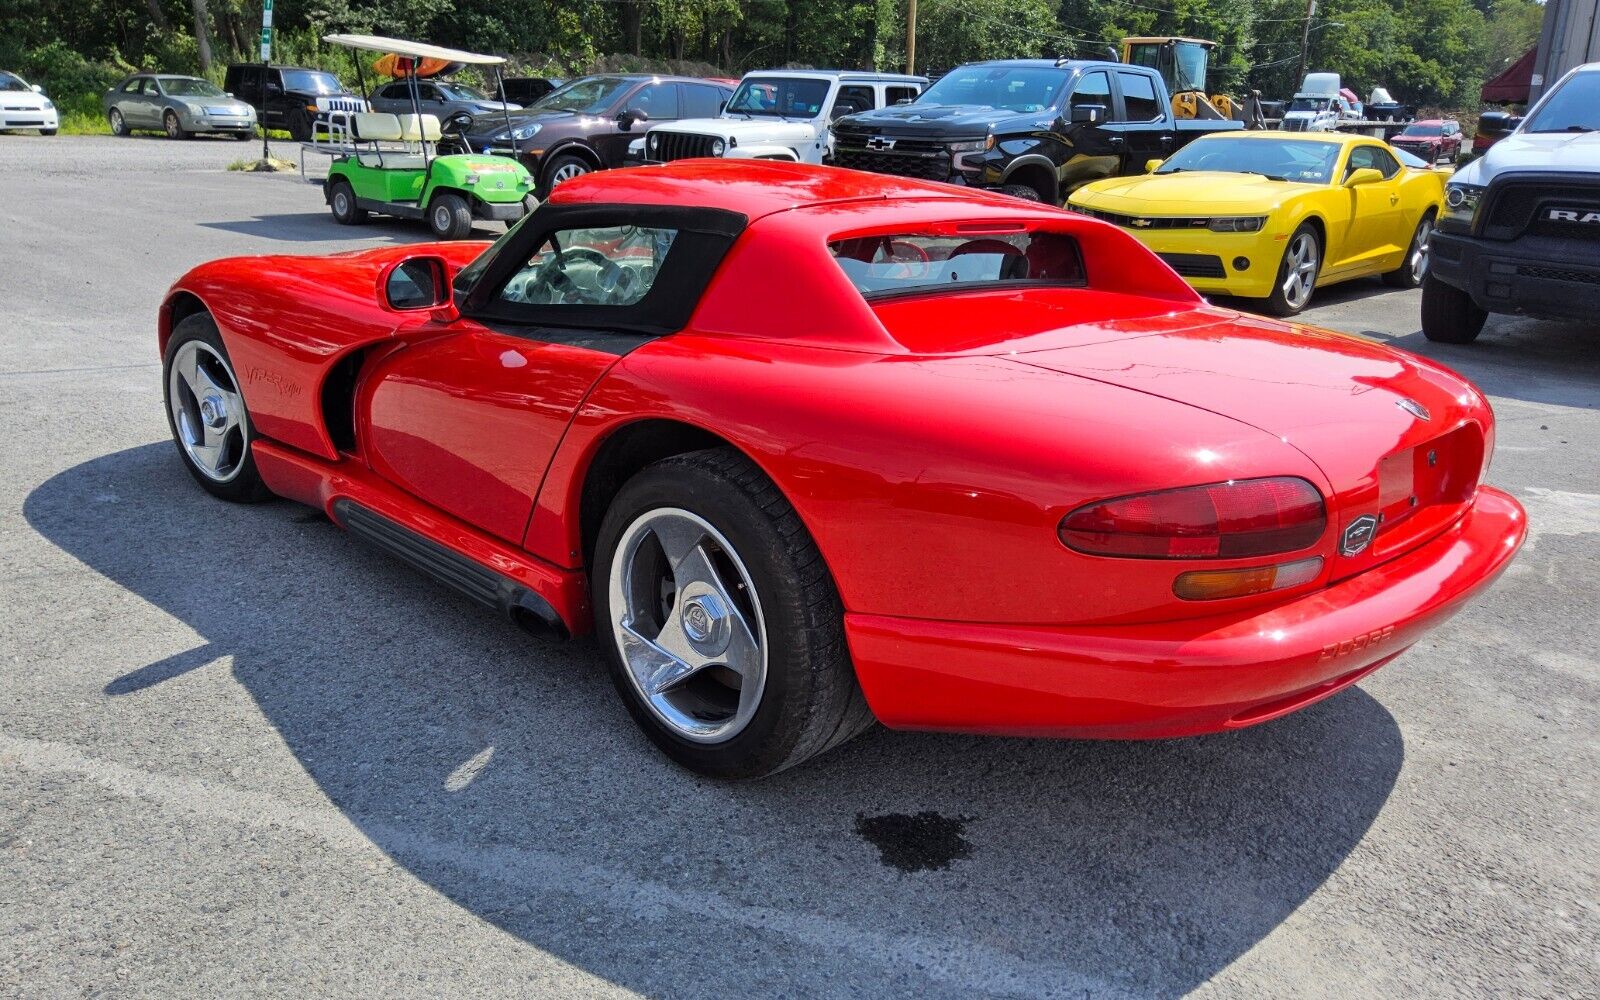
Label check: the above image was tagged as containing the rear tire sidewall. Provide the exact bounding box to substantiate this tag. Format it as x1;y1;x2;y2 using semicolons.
1384;212;1433;289
591;456;842;778
162;314;274;503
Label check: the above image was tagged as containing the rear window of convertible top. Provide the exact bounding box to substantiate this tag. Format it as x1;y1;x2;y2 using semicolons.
828;230;1085;299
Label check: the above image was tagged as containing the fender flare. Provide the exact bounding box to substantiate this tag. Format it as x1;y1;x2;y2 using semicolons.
1000;154;1061;203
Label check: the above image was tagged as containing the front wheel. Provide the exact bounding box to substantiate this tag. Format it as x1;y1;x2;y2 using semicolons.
163;110;187;140
40;128;57;136
1420;273;1488;343
162;313;273;503
288;110;313;143
542;152;591;191
1384;213;1433;288
592;448;874;778
997;183;1044;203
108;108;127;136
428;192;474;239
1266;223;1321;316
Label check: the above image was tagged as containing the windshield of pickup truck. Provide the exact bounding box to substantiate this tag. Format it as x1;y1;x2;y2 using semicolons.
1287;97;1332;113
916;66;1065;113
282;71;343;95
1524;70;1600;133
726;77;829;117
1156;136;1343;183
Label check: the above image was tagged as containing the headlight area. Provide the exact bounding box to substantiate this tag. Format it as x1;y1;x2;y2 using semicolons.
1058;476;1329;602
1207;216;1267;233
493;123;542;142
950;134;995;171
1440;183;1485;233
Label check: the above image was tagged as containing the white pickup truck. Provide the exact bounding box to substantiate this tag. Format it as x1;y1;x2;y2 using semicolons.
634;69;925;165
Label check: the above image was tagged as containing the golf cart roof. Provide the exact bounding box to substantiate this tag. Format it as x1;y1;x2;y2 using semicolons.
322;34;506;66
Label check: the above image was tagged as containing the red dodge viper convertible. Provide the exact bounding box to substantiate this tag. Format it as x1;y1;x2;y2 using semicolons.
159;161;1525;777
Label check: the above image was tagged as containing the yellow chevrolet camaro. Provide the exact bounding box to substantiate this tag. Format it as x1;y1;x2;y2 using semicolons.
1067;131;1446;315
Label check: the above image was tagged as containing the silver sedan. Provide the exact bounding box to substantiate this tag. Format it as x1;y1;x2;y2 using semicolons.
103;74;257;140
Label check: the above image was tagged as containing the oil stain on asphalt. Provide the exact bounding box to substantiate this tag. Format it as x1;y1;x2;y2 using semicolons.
855;811;973;872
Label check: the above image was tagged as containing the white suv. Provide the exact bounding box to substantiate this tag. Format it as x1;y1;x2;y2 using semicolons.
636;70;925;165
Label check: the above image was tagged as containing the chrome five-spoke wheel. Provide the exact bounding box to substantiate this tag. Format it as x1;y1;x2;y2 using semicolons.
609;507;767;744
1281;230;1319;312
167;339;247;484
1409;218;1431;283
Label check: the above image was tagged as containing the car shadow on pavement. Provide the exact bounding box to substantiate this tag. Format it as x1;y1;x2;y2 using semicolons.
197;214;442;245
1377;317;1600;411
26;443;1406;998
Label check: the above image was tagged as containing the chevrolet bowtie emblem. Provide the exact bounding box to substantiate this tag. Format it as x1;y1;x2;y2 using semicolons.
865;136;896;151
1130;218;1153;228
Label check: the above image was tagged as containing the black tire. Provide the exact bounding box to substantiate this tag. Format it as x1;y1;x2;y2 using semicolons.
328;179;368;225
232;131;252;141
1383;211;1434;288
40;128;57;136
998;183;1045;203
163;110;187;140
428;191;474;240
591;448;875;778
1265;222;1322;317
1420;273;1488;343
541;152;592;192
161;313;274;503
288;109;313;143
108;108;127;136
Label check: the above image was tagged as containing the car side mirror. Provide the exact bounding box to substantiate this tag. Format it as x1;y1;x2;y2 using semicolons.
1070;103;1105;125
1145;158;1164;173
1344;167;1383;187
617;108;648;130
385;256;453;315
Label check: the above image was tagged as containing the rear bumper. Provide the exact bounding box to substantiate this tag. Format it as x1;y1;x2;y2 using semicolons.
846;486;1525;738
1431;230;1600;319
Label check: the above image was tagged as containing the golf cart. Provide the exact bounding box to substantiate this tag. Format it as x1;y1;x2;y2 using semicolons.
312;34;535;239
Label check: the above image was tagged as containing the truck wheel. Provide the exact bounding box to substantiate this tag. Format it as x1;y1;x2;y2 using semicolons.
428;192;474;240
108;108;127;136
288;110;313;143
1420;273;1487;343
1383;213;1433;288
592;447;875;778
328;179;368;225
998;183;1044;203
1266;224;1321;316
163;110;188;140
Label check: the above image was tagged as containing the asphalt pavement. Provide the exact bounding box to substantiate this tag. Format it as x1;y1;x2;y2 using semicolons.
1;135;1595;999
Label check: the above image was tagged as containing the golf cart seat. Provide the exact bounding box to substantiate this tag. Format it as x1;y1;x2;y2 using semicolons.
397;113;443;141
351;112;405;141
348;111;441;168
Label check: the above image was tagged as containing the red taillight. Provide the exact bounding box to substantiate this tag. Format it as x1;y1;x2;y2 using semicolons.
1059;477;1326;559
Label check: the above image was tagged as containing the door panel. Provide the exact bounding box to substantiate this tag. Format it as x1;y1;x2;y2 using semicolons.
363;322;619;544
1334;146;1405;273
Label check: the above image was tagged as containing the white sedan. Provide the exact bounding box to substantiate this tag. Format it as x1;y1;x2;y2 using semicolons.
0;71;58;135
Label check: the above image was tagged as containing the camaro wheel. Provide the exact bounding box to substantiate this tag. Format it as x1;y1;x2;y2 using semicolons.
1420;272;1488;344
162;313;273;502
1384;213;1433;288
592;448;874;778
543;153;591;190
429;192;474;240
1267;224;1321;316
329;179;368;225
163;110;187;140
108;108;126;136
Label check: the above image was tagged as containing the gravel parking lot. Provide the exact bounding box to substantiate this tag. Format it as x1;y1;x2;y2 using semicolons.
2;135;1596;998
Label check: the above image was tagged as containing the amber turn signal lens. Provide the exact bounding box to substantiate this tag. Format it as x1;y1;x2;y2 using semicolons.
1173;556;1324;601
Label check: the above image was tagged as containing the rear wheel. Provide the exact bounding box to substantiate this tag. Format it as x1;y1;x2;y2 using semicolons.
163;110;187;140
428;191;474;240
1266;224;1321;316
162;313;273;503
108;108;127;136
1420;273;1488;343
328;179;368;225
1384;213;1433;288
592;448;874;778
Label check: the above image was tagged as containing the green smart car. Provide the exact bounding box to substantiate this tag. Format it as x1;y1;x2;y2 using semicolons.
317;35;535;239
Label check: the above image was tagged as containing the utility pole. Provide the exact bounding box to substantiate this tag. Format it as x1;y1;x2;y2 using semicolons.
906;0;918;76
1294;0;1317;86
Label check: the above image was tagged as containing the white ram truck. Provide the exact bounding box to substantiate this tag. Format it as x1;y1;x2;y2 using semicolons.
634;70;925;165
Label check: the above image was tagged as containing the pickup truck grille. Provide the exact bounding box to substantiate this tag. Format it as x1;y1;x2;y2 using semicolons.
1157;253;1227;278
1482;177;1600;241
648;132;720;162
322;98;365;114
832;139;951;182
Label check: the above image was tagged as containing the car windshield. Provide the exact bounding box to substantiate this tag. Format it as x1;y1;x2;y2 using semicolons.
439;82;491;102
162;78;226;98
725;76;830;118
916;66;1066;112
283;70;343;95
0;72;30;92
1156;136;1342;183
1287;97;1331;112
1524;71;1600;132
529;76;631;114
830;231;1085;299
1400;123;1442;136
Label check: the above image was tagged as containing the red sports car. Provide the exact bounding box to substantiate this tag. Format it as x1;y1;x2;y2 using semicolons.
159;161;1525;777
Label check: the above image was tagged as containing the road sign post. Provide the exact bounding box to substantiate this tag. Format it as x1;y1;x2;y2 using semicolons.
259;0;273;160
